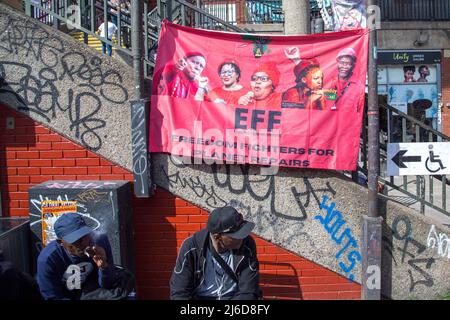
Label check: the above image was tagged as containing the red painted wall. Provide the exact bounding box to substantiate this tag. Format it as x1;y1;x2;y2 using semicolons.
0;106;361;299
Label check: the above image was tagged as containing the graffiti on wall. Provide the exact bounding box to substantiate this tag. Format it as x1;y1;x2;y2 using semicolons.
0;14;129;151
131;100;151;197
384;215;436;292
160;157;340;253
427;225;450;260
314;195;361;281
162;158;337;222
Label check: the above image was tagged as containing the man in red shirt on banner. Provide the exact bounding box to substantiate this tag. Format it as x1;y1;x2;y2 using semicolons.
328;47;365;112
237;61;281;109
158;52;208;99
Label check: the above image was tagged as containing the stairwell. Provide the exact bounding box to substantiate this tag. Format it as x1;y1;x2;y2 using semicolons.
2;1;450;300
70;31;108;54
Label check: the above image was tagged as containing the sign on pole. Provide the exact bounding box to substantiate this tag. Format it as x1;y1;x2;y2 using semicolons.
387;142;450;176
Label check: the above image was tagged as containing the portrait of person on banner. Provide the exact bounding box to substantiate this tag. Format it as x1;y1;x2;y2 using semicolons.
157;52;209;99
317;0;367;31
237;61;282;109
281;47;325;110
202;61;249;105
416;65;430;83
403;65;416;83
326;47;365;112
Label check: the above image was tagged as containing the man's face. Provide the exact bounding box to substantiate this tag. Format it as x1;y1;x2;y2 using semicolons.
61;234;91;257
184;55;206;80
220;64;239;87
303;67;323;90
250;72;273;100
337;56;355;79
219;234;243;251
420;67;430;76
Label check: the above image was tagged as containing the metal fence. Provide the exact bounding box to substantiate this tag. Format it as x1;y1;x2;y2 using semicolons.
380;0;450;21
358;103;449;216
198;0;283;24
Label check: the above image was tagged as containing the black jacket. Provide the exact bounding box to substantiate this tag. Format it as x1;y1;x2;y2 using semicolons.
170;228;261;300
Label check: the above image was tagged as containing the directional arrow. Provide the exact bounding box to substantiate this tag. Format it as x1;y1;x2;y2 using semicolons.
392;150;422;168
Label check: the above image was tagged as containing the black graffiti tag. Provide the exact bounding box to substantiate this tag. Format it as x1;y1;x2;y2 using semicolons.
0;16;129;152
388;215;436;292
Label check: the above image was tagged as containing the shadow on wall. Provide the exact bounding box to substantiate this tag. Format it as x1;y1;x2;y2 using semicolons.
131;187;179;299
0;104;37;217
259;262;302;300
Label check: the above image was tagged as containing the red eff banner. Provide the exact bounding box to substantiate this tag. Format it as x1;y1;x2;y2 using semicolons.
150;20;369;170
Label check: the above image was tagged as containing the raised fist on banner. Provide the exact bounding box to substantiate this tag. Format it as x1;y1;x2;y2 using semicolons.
284;47;301;65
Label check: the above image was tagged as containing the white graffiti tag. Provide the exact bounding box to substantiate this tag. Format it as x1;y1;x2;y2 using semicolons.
426;225;450;260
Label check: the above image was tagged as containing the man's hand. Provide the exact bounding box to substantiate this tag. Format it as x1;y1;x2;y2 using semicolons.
86;246;108;269
197;76;209;89
175;58;187;71
284;47;301;65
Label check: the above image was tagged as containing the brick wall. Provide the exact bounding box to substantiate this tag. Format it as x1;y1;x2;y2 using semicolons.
0;106;361;299
442;54;450;137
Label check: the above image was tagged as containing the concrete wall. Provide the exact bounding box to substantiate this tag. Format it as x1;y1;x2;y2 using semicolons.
1;3;450;299
379;22;450;50
152;154;450;299
0;4;136;171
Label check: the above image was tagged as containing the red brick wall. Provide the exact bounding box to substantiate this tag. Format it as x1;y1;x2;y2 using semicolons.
442;54;450;137
0;106;361;300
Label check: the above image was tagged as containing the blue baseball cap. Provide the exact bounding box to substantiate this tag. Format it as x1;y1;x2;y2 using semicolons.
54;213;92;244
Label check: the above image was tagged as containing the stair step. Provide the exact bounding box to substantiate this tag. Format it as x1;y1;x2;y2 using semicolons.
70;31;119;53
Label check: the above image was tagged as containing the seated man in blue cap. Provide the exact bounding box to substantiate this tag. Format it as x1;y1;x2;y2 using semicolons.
37;213;133;300
170;206;261;300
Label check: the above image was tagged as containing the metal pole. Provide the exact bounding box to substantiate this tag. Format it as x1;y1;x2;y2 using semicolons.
130;0;152;199
166;0;173;22
367;4;379;218
131;0;144;99
362;0;382;300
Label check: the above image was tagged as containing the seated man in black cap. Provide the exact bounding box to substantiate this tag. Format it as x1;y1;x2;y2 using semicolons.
36;213;134;300
170;206;261;300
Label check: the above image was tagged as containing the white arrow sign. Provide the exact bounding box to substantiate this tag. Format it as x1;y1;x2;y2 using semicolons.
387;142;450;176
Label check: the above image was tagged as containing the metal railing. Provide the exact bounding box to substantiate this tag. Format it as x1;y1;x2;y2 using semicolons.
23;0;247;80
196;0;283;25
380;0;450;21
358;103;449;216
244;0;283;24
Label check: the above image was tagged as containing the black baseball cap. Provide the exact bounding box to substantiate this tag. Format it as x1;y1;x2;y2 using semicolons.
207;206;255;239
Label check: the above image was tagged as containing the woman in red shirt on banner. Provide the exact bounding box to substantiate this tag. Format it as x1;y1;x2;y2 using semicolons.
204;61;249;105
237;61;281;109
282;58;326;110
280;46;326;110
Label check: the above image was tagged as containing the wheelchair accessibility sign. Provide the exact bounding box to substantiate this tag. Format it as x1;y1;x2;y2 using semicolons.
387;142;450;176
